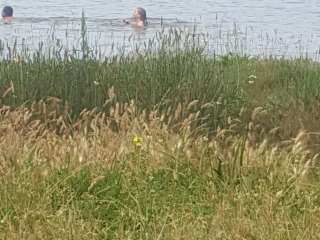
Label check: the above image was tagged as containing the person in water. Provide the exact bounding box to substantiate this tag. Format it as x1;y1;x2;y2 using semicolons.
2;6;13;24
124;7;147;27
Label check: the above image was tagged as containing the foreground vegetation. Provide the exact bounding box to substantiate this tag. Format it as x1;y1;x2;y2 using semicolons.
0;30;320;239
0;103;319;239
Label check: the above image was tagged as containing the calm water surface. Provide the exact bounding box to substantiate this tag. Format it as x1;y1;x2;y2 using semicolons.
1;0;320;58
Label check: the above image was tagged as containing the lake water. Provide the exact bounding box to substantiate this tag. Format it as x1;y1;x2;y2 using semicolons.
1;0;320;58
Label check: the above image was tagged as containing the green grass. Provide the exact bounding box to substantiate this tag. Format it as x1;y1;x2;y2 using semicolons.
0;31;320;133
0;142;319;239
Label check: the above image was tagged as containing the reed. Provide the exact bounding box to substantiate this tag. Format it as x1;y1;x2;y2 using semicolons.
0;29;320;132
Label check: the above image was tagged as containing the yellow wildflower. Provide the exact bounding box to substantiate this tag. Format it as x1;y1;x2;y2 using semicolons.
132;136;142;147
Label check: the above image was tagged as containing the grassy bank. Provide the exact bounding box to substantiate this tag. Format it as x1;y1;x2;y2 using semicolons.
0;31;320;239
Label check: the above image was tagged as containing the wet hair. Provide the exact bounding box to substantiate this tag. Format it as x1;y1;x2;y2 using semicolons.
134;7;147;21
2;6;13;18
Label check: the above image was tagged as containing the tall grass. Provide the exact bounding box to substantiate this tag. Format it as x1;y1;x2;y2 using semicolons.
0;103;319;239
0;26;320;134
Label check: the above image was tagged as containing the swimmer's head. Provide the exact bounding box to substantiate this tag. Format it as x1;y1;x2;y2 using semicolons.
2;6;13;18
133;7;147;23
2;6;13;23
